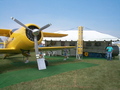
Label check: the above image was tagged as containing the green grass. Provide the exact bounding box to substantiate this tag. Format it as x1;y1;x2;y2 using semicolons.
0;62;97;88
0;52;120;90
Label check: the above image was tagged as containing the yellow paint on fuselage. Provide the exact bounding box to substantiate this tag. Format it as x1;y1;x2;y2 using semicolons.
6;24;43;53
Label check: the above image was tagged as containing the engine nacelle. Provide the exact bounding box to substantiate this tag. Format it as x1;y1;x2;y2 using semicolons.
6;23;43;53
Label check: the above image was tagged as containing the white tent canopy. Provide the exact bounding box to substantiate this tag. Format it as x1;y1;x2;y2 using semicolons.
43;30;119;41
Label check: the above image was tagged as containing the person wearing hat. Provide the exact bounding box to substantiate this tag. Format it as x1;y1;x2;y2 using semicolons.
106;44;113;61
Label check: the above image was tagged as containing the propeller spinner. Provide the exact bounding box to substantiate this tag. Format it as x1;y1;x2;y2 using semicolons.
11;17;51;70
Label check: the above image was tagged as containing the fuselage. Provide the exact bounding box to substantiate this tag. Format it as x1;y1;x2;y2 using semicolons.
5;23;43;53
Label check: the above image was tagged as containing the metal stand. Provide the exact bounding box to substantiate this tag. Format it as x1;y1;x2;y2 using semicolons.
76;54;83;60
76;44;83;60
23;55;25;62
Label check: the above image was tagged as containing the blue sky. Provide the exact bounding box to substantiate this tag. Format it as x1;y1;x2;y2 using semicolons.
0;0;120;38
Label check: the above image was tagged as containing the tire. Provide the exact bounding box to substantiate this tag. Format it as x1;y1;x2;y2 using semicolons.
84;52;88;57
45;60;49;66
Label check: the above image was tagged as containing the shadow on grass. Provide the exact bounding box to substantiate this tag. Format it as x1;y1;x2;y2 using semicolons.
0;55;107;74
0;56;38;74
0;56;76;74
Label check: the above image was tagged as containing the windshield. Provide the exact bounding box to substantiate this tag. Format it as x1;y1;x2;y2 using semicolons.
12;28;19;33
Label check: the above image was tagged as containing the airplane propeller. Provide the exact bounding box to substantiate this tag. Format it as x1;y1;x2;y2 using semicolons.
11;17;51;70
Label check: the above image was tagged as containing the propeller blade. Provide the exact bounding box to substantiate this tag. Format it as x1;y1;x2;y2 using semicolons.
11;17;49;70
34;36;39;57
39;23;52;32
34;36;46;70
11;17;32;31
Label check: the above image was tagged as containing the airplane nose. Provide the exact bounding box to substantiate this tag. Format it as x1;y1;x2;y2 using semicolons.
26;25;42;41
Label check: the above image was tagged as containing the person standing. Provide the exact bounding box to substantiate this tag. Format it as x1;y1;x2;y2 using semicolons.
25;50;31;63
63;48;69;60
106;44;113;61
39;43;43;58
39;51;43;58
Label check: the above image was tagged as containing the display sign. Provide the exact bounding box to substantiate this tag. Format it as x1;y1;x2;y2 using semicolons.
77;26;83;55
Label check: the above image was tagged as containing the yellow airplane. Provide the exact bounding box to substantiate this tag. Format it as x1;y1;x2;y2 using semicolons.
0;17;75;70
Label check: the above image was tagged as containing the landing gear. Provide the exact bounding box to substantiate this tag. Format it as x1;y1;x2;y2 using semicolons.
45;60;49;66
3;56;7;59
3;54;7;59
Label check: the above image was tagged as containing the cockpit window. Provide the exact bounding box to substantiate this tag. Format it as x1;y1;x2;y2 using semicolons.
12;28;19;32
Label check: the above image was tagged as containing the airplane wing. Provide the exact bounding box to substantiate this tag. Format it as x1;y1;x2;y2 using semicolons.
0;48;15;54
0;29;12;37
0;42;4;44
35;32;75;51
43;32;68;37
32;46;75;51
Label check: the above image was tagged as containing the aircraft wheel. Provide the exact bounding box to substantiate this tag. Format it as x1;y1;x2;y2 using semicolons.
45;60;49;66
3;57;6;59
3;56;7;59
